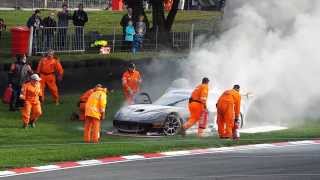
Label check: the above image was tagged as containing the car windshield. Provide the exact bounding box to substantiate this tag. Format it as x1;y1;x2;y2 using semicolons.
153;91;190;106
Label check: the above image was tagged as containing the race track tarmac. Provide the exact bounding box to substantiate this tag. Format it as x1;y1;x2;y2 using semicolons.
3;144;320;180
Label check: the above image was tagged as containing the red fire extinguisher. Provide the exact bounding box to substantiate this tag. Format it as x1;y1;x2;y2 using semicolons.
2;84;13;104
198;109;209;129
233;118;240;140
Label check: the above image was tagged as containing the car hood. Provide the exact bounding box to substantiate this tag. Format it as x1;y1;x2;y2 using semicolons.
114;104;175;122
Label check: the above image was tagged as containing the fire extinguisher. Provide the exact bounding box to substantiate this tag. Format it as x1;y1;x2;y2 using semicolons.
233;118;240;140
2;84;13;104
199;109;208;129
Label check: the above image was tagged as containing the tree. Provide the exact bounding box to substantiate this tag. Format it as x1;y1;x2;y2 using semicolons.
124;0;180;43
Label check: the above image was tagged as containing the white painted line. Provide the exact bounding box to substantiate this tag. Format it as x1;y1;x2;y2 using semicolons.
1;140;318;178
122;155;145;160
208;147;234;152
249;144;276;148
289;140;315;145
161;150;191;156
33;165;60;170
0;171;16;176
76;160;102;165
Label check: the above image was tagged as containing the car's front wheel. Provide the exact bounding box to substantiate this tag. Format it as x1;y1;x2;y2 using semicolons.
163;114;182;136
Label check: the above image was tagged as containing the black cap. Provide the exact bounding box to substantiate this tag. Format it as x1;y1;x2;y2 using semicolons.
202;77;209;84
233;84;240;90
128;63;136;69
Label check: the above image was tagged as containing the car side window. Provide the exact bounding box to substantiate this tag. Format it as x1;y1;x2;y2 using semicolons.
174;99;188;107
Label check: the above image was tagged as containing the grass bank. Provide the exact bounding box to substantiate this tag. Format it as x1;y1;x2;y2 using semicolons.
0;92;319;170
0;10;220;62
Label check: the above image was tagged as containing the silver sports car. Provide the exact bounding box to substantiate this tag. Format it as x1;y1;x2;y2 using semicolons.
113;89;250;136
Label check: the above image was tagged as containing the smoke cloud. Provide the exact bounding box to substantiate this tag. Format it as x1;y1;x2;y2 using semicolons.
182;0;320;126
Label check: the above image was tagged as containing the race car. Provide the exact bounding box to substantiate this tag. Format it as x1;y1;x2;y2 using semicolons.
113;89;250;136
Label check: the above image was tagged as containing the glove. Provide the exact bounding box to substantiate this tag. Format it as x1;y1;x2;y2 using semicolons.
39;96;43;103
57;75;63;81
128;88;133;95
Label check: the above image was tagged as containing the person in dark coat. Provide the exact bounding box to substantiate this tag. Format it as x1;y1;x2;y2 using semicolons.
8;54;33;111
0;18;6;40
42;13;57;50
57;4;72;50
120;7;133;50
72;3;88;50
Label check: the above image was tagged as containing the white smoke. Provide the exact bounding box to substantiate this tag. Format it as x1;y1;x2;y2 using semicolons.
183;0;320;126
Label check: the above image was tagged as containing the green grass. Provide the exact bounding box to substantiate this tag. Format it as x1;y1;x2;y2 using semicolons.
0;91;320;170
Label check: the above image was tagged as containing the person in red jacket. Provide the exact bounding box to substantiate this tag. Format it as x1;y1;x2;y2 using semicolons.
122;63;142;104
20;74;43;128
36;49;64;105
216;85;241;139
180;77;210;137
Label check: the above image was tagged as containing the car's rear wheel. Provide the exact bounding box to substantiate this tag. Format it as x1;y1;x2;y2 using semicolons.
163;114;182;136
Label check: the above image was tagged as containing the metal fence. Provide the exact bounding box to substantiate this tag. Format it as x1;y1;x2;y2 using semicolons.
30;25;198;55
32;26;85;54
0;0;110;9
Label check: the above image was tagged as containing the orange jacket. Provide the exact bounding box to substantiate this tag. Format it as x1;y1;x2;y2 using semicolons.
85;87;107;120
80;88;95;103
37;57;64;76
122;70;141;93
190;84;209;104
217;89;241;118
20;81;42;104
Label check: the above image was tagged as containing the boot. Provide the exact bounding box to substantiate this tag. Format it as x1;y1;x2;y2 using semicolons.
22;123;28;129
29;120;36;128
179;127;186;137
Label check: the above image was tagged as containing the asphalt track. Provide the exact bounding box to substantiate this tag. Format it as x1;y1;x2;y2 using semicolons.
3;144;320;180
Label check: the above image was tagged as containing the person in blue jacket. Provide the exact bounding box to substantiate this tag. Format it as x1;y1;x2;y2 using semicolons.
125;20;135;52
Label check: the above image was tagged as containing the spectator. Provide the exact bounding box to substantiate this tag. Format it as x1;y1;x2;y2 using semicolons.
72;3;88;50
0;18;6;40
120;7;133;50
26;9;42;29
57;4;72;50
133;15;146;54
27;10;43;53
8;54;33;111
42;13;57;50
125;20;135;52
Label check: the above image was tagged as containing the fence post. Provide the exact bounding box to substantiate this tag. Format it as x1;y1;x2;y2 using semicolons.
172;32;175;49
112;26;116;53
155;26;158;50
82;26;85;52
189;24;194;50
44;0;47;8
28;27;34;56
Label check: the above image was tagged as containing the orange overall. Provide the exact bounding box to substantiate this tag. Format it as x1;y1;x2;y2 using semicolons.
79;88;95;121
122;70;141;104
183;84;209;136
216;89;241;138
36;56;64;103
84;87;107;143
20;81;42;125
